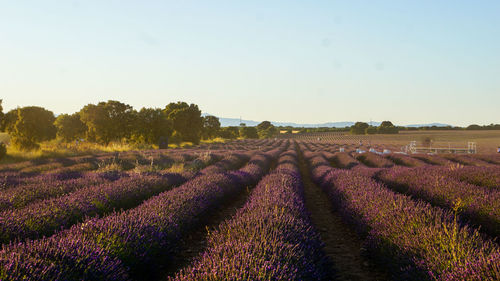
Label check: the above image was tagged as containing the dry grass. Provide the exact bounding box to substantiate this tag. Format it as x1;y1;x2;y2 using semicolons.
166;163;185;173
0;136;224;165
369;130;500;153
0;138;140;165
167;142;194;149
201;137;226;144
294;130;500;154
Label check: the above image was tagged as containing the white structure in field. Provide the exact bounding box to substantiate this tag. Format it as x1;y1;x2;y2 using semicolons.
407;141;476;154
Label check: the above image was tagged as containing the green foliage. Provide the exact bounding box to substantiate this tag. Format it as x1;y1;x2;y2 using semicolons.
466;124;500;130
202;115;221;140
79;100;135;144
256;121;273;131
239;126;258;139
1;109;18;133
365;126;377;134
378;120;399;134
350;122;369;135
8;106;56;151
0;143;6;160
170;131;183;145
54;113;87;141
164;102;203;144
131;107;172;144
219;126;239;139
256;121;278;138
258;126;278;138
379;121;394;127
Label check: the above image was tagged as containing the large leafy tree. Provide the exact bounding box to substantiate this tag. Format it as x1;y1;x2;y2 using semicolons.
54;113;87;141
219;126;239;139
256;121;277;138
350;122;369;135
256;121;272;131
1;109;18;133
202;115;221;140
8;106;56;150
79;100;135;144
239;126;258;139
378;120;399;134
132;107;173;144
164;102;203;144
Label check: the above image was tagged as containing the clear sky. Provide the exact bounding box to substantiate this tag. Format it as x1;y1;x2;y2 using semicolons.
1;0;499;126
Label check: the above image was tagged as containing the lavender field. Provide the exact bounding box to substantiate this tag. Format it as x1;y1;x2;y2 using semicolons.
0;139;499;281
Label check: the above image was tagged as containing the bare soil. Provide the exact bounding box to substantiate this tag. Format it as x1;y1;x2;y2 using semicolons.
297;146;389;281
155;185;254;281
154;159;279;281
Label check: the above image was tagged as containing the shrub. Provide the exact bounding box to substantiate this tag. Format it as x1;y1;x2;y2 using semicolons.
0;143;6;159
11;136;40;151
365;126;377;134
7;106;56;151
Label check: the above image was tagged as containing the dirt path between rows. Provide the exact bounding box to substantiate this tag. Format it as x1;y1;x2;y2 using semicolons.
153;185;253;281
297;146;389;281
153;158;279;281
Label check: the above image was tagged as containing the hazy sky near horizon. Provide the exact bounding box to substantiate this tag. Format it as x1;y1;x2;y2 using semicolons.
1;1;499;126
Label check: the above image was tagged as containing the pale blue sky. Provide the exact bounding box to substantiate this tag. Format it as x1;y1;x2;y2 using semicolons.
1;0;499;126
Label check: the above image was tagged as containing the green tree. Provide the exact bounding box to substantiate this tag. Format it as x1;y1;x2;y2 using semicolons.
350;122;369;135
466;124;481;130
1;109;17;132
239;126;258;139
202;115;221;140
79;100;135;144
9;106;56;150
164;102;203;144
131;108;173;144
219;126;239;139
377;121;399;134
0;143;6;160
365;126;377;134
256;121;277;138
256;121;272;131
54;113;87;141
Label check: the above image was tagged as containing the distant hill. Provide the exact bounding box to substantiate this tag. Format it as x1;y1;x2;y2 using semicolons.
202;114;451;128
405;123;451;128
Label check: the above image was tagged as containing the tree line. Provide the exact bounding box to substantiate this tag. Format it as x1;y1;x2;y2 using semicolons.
349;121;399;135
279;121;500;135
0;100;279;151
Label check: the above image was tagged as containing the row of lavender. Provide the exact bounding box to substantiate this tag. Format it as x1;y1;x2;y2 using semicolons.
0;140;280;221
0;141;281;212
305;142;499;191
171;148;329;280
328;151;499;189
303;146;499;280
305;144;500;237
0;150;225;212
0;150;193;186
0;138;276;179
0;171;124;212
377;166;500;238
317;144;500;238
0;151;252;244
304;141;499;167
0;142;287;280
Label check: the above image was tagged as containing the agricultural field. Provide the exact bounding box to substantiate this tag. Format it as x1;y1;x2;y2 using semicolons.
0;139;499;281
284;130;500;154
